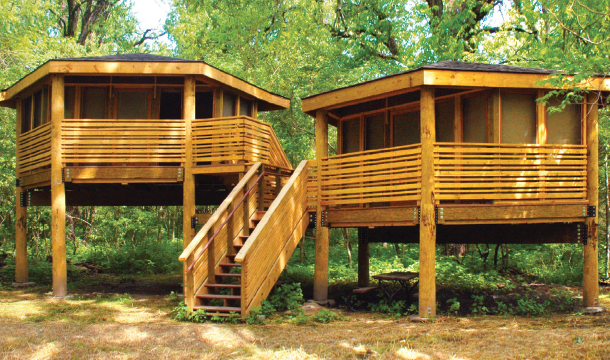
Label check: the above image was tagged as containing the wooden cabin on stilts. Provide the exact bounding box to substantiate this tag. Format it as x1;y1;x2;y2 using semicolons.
2;57;608;318
301;61;609;318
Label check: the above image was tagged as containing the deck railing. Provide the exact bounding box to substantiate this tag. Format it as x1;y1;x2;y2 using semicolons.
318;144;423;206
192;116;291;169
434;143;588;202
61;119;185;165
17;123;52;174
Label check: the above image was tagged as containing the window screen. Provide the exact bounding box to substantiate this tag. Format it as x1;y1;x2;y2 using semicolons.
435;100;455;142
116;90;149;119
546;96;582;145
21;96;32;133
223;93;236;117
240;99;252;117
365;113;385;150
463;94;487;143
81;87;107;119
501;93;536;144
196;91;214;119
159;90;182;119
393;111;420;146
33;90;43;128
64;87;75;119
342;118;360;154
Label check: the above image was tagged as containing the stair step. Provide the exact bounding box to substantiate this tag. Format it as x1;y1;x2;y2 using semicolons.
193;305;241;313
234;244;243;249
219;263;241;268
226;254;237;259
196;294;241;300
205;283;241;289
216;273;241;278
239;235;249;241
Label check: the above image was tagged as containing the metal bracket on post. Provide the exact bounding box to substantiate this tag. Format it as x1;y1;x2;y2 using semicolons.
308;212;317;229
191;216;198;229
437;207;444;223
587;206;596;218
19;192;30;207
418;207;421;223
434;207;439;224
16;178;21;187
177;168;183;180
320;210;329;227
577;223;589;245
62;168;65;183
358;227;369;242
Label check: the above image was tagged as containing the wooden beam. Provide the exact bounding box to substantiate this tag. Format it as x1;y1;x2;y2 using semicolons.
192;164;248;175
20;170;51;189
584;92;599;307
358;231;370;287
183;76;196;250
437;204;588;224
50;74;67;297
313;110;329;301
64;167;183;183
325;206;419;227
419;86;436;318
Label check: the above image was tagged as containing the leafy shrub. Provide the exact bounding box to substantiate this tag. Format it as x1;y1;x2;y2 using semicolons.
267;283;304;312
81;241;181;275
312;309;343;323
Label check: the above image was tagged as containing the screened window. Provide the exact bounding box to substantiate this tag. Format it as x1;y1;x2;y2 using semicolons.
341;117;360;154
64;87;76;119
116;90;150;119
392;110;420;146
21;96;32;133
223;93;236;117
240;99;252;117
462;94;487;143
159;90;182;119
435;99;455;142
365;113;385;150
546;96;582;145
501;92;536;144
196;91;214;119
81;87;107;119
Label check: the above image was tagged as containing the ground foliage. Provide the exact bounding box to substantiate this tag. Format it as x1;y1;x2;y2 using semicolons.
0;0;610;316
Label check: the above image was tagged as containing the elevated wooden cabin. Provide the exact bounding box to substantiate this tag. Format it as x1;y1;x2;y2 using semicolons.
1;54;292;299
302;61;610;318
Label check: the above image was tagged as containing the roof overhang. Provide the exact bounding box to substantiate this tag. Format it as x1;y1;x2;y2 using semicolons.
1;60;290;111
302;68;610;117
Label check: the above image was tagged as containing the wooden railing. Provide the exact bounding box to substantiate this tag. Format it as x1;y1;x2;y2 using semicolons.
192;116;291;169
318;144;422;206
17;123;51;174
179;163;262;309
235;160;310;315
61;119;185;165
434;143;588;202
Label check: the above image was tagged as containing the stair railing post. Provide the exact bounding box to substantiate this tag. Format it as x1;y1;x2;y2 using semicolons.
227;202;234;255
185;254;195;309
207;226;216;285
257;166;265;211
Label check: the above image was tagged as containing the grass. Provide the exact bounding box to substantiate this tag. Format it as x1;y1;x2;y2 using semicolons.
1;285;609;359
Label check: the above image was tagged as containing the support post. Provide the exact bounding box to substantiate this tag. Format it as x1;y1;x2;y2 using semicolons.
358;230;369;287
183;76;196;249
584;92;599;307
51;74;67;297
15;100;28;284
419;87;436;318
313;110;329;300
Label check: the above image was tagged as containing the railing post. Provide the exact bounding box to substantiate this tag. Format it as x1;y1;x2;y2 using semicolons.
242;173;251;237
584;92;599;307
207;228;216;285
258;167;265;211
227;202;235;255
185;254;195;309
419;86;436;318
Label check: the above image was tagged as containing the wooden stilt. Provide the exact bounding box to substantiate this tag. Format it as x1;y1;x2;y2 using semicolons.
419;87;436;318
358;230;370;287
183;76;196;308
313;110;329;300
15;186;28;283
51;74;67;297
584;92;599;307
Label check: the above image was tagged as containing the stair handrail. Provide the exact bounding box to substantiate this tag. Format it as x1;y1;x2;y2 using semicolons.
179;162;262;263
184;168;293;272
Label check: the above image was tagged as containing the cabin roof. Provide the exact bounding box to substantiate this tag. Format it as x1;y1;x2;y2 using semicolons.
302;60;610;116
0;53;289;111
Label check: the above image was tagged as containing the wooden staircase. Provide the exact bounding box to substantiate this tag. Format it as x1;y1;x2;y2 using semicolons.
193;211;266;317
180;160;311;318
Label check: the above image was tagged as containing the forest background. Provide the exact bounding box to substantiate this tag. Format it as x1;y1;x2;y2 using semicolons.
1;0;609;308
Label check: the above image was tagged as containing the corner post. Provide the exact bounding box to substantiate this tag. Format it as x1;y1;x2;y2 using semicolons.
584;92;599;307
313;110;329;300
183;75;196;249
51;74;67;297
419;86;436;318
15;101;28;284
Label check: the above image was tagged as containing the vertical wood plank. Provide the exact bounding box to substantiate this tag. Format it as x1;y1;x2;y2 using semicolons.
15;100;28;284
357;232;369;287
454;94;463;142
314;109;329;300
185;254;195;309
252;101;258;119
489;89;501;143
419;86;436;318
584;92;599;307
537;90;547;145
51;74;67;297
183;76;196;249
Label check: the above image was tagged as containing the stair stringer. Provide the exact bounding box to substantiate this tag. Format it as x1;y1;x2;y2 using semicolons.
235;160;311;316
